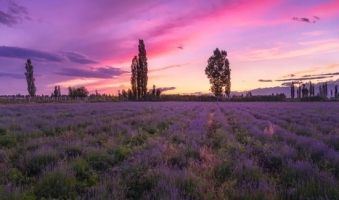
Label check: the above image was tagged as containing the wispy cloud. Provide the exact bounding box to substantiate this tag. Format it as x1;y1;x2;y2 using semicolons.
292;17;316;23
60;52;99;64
281;64;339;78
276;76;333;82
0;46;98;64
0;72;24;79
258;79;272;82
158;87;176;92
0;46;65;62
47;79;99;88
281;81;302;87
0;2;30;27
55;67;129;79
149;63;190;73
301;30;326;37
302;72;339;77
237;39;339;61
283;74;295;78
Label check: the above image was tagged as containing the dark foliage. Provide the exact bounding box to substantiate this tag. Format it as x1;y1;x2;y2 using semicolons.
24;59;37;97
291;82;295;99
51;85;61;97
131;56;138;99
231;93;286;102
68;86;89;98
138;39;148;99
205;48;231;97
130;40;148;100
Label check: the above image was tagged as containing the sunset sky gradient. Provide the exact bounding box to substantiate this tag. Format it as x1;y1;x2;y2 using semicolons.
1;0;339;96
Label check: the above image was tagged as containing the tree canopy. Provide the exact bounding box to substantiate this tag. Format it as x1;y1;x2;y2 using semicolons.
68;86;89;98
205;48;231;97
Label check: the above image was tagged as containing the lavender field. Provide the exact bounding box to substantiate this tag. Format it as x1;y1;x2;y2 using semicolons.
1;102;339;199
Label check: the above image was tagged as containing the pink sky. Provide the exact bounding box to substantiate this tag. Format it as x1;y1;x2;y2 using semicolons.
1;0;339;96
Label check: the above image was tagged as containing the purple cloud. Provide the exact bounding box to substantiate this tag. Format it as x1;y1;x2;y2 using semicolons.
158;87;176;92
0;46;65;62
0;2;30;27
302;72;339;77
292;16;320;23
0;46;98;64
281;81;302;87
276;76;333;82
0;72;24;79
60;52;99;64
258;79;272;82
55;66;128;79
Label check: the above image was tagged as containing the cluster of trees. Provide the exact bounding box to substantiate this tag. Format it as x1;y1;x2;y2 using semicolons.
118;85;162;101
51;86;61;97
319;82;328;98
291;81;319;99
205;48;231;98
231;93;286;102
67;86;89;98
291;81;339;100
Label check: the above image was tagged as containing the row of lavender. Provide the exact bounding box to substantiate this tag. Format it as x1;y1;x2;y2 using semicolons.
0;102;338;199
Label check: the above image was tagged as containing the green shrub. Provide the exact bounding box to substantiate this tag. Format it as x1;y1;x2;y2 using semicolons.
170;134;185;144
122;166;158;199
259;155;283;173
156;120;173;130
124;133;148;147
73;159;99;193
85;150;114;173
107;146;132;165
0;127;8;135
7;168;25;185
42;128;57;137
64;145;82;159
34;169;77;199
184;148;200;160
0;135;17;148
215;161;233;184
24;149;59;176
145;126;158;135
168;154;187;169
295;128;311;136
177;178;200;199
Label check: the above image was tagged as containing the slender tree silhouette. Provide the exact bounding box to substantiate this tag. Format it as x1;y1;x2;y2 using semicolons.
291;81;295;99
131;56;138;99
138;39;148;99
25;59;37;97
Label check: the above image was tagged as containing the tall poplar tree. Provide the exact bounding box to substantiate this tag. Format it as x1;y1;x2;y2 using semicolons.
138;39;148;99
25;59;37;97
224;57;231;99
291;82;295;99
130;56;138;99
